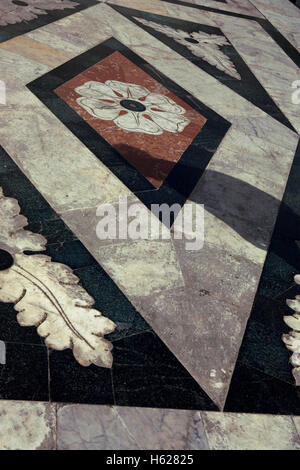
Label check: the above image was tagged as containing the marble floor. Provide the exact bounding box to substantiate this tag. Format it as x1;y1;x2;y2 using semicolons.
0;0;300;450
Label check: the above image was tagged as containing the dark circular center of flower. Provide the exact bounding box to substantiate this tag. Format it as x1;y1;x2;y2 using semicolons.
184;37;198;44
120;99;146;112
12;0;29;6
0;249;14;271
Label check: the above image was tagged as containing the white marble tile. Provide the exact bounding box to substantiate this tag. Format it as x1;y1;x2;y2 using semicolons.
27;29;85;57
202;412;300;450
0;341;5;365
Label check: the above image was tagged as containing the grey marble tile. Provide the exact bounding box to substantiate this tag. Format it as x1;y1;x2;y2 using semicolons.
191;168;280;236
57;404;209;450
62;202;255;409
0;36;72;69
180;139;288;265
202;411;300;450
0;401;56;450
61;202;181;303
197;206;268;265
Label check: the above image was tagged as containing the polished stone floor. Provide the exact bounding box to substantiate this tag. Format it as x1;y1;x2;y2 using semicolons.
0;0;300;450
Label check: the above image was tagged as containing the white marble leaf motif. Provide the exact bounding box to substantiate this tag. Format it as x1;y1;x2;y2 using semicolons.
0;188;116;368
282;274;300;385
0;187;46;254
134;17;241;80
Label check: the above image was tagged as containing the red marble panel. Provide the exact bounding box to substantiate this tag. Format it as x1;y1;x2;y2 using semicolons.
55;51;206;188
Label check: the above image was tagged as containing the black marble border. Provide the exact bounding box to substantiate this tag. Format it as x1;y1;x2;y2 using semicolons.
0;0;99;43
27;37;230;224
159;0;300;68
109;3;294;132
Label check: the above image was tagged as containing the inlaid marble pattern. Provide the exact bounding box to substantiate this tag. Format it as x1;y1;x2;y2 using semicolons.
0;0;98;43
111;4;296;131
283;274;300;386
0;186;116;368
0;0;300;431
55;51;207;188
